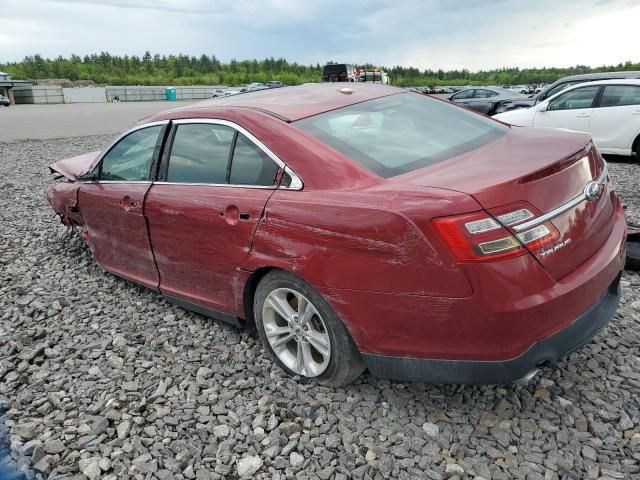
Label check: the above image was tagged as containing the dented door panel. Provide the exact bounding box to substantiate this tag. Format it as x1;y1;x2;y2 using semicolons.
145;184;273;314
77;183;159;289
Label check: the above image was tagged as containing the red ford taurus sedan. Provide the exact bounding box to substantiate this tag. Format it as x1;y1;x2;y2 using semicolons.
47;84;626;386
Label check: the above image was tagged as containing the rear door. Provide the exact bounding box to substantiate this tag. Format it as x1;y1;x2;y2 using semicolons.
77;122;166;289
450;89;476;108
145;119;282;314
467;89;499;114
533;85;601;133
589;84;640;152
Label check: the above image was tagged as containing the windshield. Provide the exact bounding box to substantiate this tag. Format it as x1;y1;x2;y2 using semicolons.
295;93;508;178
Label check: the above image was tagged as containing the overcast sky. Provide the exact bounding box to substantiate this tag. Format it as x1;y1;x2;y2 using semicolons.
1;0;638;70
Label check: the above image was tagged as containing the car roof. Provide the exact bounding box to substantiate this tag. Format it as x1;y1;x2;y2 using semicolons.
163;83;406;122
552;71;640;83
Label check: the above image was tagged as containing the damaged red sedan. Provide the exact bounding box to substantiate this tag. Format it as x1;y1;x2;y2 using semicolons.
48;84;626;386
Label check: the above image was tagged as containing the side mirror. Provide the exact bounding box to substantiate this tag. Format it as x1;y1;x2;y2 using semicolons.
77;171;98;182
538;102;548;112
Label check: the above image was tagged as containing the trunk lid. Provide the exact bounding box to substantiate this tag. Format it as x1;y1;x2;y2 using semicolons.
398;127;615;280
49;151;100;181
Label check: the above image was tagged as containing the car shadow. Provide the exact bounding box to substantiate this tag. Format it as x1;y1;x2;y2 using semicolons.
603;154;636;164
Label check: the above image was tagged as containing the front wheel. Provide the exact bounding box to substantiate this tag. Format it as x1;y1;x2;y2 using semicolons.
254;270;365;387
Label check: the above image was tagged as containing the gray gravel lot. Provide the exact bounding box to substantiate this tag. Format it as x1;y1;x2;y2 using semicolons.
1;136;640;480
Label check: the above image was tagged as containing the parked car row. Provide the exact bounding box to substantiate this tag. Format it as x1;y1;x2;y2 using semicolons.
495;79;640;158
211;81;287;98
407;86;454;94
503;84;546;95
426;71;640;159
446;86;531;115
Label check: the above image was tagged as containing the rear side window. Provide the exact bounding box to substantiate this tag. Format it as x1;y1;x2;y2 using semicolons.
166;123;280;186
100;125;162;181
474;89;498;98
548;86;600;111
600;85;640;107
230;134;279;186
295;93;508;178
167;124;234;183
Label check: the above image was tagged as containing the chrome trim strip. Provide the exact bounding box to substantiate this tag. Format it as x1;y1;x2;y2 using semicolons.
152;181;275;190
171;118;304;190
513;165;608;232
95;181;152;184
95;120;170;167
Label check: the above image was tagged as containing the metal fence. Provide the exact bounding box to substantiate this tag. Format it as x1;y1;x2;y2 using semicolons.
12;85;229;104
13;86;64;104
63;87;107;103
105;86;226;102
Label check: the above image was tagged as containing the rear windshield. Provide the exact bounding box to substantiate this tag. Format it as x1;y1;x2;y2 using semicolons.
295;93;508;178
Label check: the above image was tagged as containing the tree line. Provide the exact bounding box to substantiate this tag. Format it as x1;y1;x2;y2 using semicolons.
1;52;639;87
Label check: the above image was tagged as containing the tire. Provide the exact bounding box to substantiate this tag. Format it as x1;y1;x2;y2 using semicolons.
254;270;365;387
329;73;338;83
627;241;640;271
633;135;640;158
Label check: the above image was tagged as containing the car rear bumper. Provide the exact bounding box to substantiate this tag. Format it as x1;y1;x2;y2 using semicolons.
361;273;621;384
320;202;626;383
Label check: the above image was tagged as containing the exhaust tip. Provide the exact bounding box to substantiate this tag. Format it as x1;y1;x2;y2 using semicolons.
514;369;539;386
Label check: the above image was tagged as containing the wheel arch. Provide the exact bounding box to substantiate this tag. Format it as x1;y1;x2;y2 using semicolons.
242;266;277;328
240;264;365;349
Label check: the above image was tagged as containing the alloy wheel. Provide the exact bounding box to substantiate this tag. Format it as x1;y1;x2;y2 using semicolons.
262;287;331;377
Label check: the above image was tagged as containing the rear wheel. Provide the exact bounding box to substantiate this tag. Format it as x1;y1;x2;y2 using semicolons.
254;270;365;387
633;134;640;158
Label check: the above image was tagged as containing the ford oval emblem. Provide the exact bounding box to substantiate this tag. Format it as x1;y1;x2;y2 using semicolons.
584;181;601;201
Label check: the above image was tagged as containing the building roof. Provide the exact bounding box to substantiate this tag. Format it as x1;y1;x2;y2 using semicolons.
170;83;406;122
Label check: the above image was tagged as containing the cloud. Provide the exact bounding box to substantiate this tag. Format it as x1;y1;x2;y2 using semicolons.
0;0;638;70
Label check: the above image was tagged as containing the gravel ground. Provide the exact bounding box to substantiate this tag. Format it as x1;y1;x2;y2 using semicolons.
1;136;640;480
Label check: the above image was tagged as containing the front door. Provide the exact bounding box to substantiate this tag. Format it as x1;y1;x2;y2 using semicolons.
145;120;281;314
77;123;165;289
533;85;601;133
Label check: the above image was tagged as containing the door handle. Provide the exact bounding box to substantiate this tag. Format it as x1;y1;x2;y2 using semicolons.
576;113;591;118
119;196;139;211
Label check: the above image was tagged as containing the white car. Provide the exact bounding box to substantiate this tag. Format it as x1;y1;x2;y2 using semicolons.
495;79;640;157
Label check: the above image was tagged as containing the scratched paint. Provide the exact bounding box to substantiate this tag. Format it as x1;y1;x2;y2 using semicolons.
47;84;626;365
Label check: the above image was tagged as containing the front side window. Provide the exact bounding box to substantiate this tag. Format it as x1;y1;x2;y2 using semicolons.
548;86;600;111
600;85;640;107
295;93;508;178
230;134;279;186
167;124;234;183
542;80;588;100
100;126;162;181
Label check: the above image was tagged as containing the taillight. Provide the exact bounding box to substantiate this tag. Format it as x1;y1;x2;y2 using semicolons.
432;204;559;262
